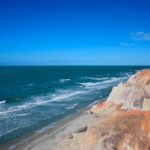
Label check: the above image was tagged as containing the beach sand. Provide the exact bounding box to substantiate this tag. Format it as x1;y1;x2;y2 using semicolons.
1;102;106;150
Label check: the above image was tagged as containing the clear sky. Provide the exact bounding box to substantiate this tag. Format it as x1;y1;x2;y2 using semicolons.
0;0;150;65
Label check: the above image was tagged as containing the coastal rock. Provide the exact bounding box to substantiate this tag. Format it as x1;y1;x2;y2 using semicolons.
90;102;107;113
107;83;146;109
97;110;150;150
74;126;88;133
90;101;122;115
54;110;150;150
128;70;150;86
53;70;150;150
107;70;150;110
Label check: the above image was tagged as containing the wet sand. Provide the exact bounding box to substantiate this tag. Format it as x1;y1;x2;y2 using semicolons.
1;111;81;150
1;99;106;150
0;108;96;149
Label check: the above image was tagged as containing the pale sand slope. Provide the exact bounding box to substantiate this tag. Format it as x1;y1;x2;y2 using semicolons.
15;107;114;150
15;69;150;150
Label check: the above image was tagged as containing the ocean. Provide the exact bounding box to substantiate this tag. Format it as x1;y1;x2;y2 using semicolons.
0;66;149;144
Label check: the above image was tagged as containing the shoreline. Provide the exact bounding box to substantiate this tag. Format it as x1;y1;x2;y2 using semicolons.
1;110;82;150
1;99;105;150
1;69;150;150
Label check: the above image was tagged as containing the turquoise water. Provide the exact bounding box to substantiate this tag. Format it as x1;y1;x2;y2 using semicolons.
0;66;149;143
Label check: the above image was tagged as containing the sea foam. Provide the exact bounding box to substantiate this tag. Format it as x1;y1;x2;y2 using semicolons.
0;100;6;105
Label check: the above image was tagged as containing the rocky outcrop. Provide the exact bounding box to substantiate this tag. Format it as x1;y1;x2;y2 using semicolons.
53;70;150;150
107;70;150;110
54;110;150;150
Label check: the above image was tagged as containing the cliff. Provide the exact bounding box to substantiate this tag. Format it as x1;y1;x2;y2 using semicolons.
54;70;150;150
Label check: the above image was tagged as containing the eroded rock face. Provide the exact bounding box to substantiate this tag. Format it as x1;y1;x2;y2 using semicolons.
53;70;150;150
90;101;122;114
107;70;150;110
54;110;150;150
142;98;150;111
128;70;150;86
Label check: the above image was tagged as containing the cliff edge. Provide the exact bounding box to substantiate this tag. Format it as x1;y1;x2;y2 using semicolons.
54;70;150;150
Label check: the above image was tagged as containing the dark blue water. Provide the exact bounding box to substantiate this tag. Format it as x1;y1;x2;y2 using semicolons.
0;66;149;143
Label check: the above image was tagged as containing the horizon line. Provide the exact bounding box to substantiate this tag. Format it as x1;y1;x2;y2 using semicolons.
0;65;150;67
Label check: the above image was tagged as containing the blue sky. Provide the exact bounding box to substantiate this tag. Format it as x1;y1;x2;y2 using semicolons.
0;0;150;65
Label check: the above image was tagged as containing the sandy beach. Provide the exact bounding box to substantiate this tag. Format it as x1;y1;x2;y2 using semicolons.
2;103;108;150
